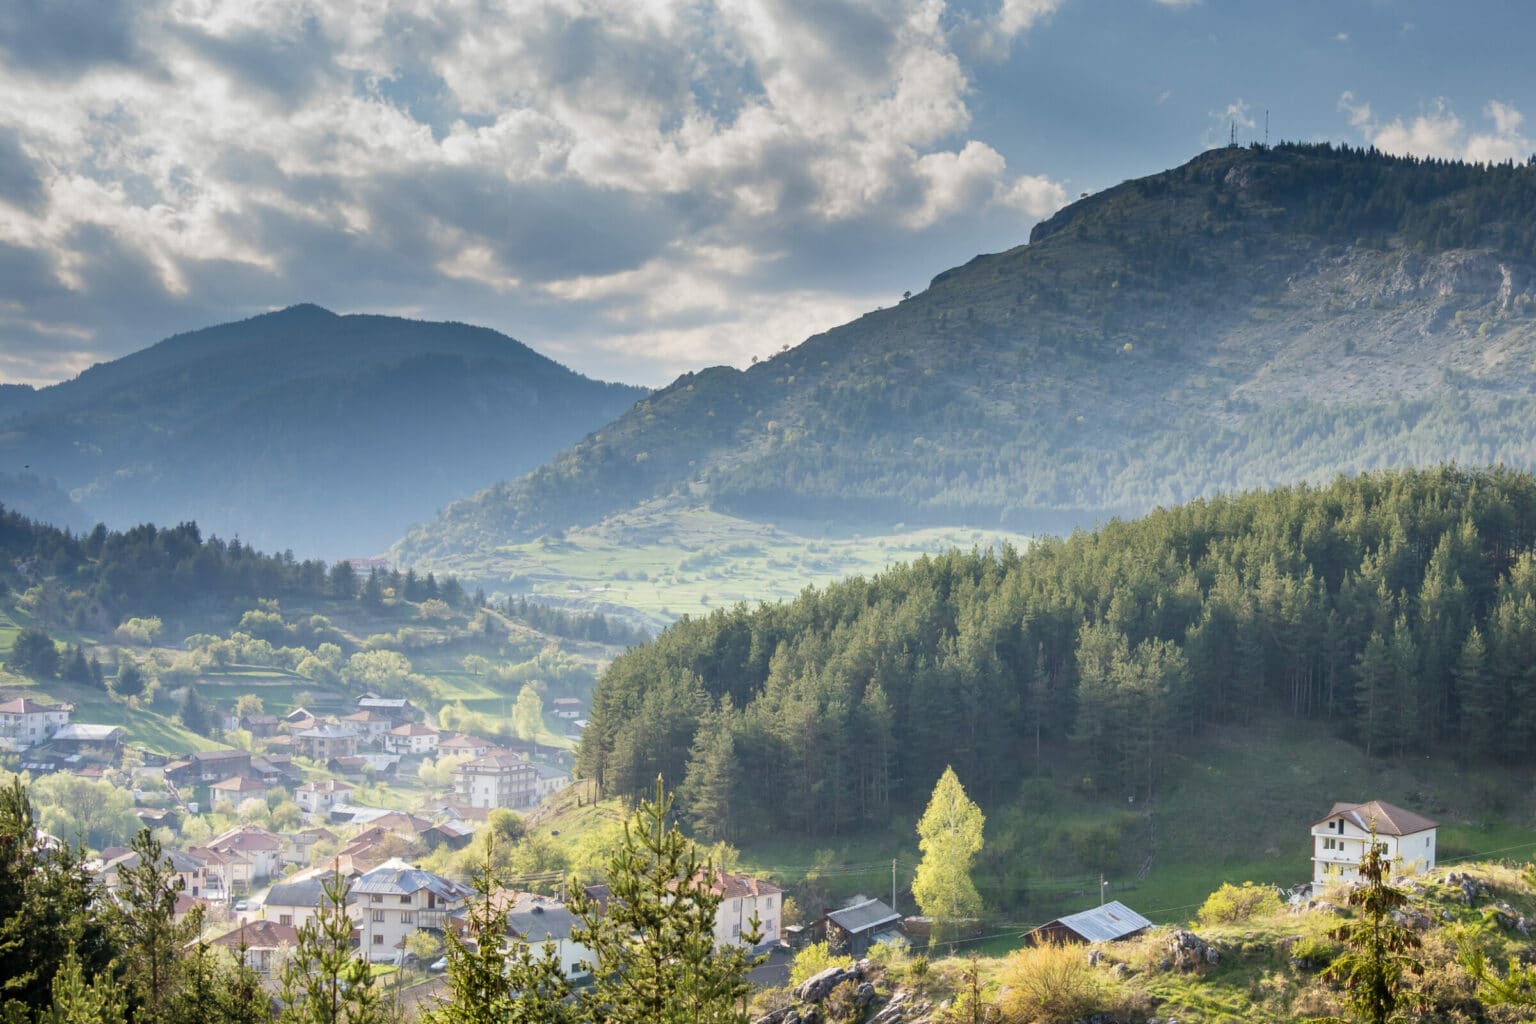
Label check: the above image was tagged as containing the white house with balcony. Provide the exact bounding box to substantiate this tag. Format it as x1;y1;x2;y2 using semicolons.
453;751;538;809
349;858;471;962
0;697;71;751
384;722;440;756
1312;799;1438;885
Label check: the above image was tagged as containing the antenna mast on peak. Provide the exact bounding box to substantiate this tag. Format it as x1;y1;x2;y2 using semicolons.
1230;120;1236;147
1265;109;1270;147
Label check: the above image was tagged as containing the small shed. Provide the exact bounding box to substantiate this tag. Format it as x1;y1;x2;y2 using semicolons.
824;898;904;958
1027;900;1152;946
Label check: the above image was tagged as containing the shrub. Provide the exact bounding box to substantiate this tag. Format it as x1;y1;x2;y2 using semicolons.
1198;881;1283;926
114;616;163;646
1290;935;1340;970
997;941;1107;1024
790;941;854;987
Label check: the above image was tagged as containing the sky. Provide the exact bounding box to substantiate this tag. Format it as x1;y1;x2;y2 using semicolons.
0;0;1533;389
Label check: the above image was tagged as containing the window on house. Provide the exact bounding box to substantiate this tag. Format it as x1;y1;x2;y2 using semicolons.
400;894;411;905
401;912;414;925
373;934;383;945
372;894;382;904
280;914;292;926
373;910;385;923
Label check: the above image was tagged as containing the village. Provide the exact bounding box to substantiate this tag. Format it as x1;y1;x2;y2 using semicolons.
4;687;1469;1006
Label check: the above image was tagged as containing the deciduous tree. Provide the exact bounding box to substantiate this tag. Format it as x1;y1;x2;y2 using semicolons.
912;767;985;948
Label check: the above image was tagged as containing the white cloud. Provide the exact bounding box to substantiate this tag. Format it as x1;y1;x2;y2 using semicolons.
0;0;1069;385
1341;93;1531;165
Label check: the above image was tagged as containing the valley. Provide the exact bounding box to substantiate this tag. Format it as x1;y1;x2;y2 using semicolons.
6;144;1536;1024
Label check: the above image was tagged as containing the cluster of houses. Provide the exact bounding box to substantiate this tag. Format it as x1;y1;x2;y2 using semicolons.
104;851;790;986
146;693;574;822
50;668;1448;996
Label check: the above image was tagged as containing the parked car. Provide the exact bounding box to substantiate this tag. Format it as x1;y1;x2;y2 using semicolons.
430;957;449;973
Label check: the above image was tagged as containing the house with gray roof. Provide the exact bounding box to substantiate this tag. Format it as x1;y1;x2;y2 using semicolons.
1027;900;1152;946
349;858;471;962
491;890;592;978
263;876;342;930
824;898;903;957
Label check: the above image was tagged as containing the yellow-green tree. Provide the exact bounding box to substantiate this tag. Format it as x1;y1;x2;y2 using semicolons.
912;766;984;949
512;685;544;741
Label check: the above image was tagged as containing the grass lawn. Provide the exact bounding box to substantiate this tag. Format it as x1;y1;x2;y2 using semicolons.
0;674;224;754
418;500;1031;628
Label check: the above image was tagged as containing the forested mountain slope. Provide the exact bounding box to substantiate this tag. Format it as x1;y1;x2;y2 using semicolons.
402;143;1536;565
577;466;1536;839
0;305;646;556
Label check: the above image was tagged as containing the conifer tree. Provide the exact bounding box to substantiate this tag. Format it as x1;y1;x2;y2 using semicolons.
0;779;115;1015
680;697;739;842
278;872;382;1024
427;838;572;1024
1322;828;1423;1024
1453;626;1496;755
568;778;762;1024
107;828;201;1023
172;939;273;1024
40;946;127;1024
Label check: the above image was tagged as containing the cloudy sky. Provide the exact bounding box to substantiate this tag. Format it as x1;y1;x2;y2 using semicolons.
1;0;1532;388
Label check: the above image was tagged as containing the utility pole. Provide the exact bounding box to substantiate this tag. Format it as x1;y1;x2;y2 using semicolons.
1100;874;1107;906
892;858;898;914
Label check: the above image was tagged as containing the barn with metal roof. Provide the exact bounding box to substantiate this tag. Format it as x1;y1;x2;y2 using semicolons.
1026;900;1152;945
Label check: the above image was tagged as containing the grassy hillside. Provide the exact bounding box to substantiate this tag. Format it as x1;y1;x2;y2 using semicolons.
821;858;1536;1024
428;498;1029;627
401;143;1536;573
524;714;1536;955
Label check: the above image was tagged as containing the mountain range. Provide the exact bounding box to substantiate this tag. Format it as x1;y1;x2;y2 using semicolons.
0;305;646;556
398;142;1536;569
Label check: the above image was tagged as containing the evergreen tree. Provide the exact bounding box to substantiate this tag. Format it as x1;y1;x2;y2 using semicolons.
112;657;146;699
277;872;382;1024
679;697;739;843
6;628;60;679
1453;626;1496;756
568;778;763;1024
1354;633;1393;759
1323;828;1424;1024
427;839;572;1024
328;561;358;600
0;779;116;1015
177;689;212;738
40;945;127;1024
172;938;273;1024
107;829;202;1024
360;570;384;610
61;647;95;687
